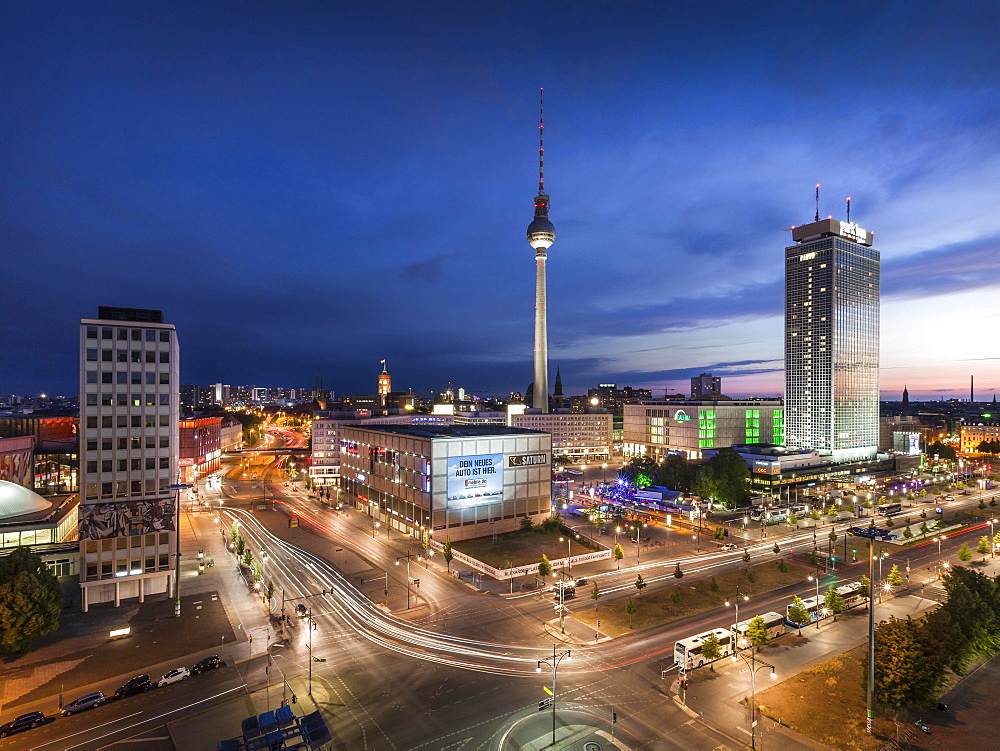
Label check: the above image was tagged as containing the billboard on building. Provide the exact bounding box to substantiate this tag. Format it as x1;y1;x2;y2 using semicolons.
893;432;921;456
446;454;503;502
79;499;176;540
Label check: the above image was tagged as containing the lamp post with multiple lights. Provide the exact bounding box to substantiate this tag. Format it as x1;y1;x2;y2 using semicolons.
536;646;571;747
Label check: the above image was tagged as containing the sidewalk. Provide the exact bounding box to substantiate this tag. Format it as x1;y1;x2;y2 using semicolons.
0;511;272;723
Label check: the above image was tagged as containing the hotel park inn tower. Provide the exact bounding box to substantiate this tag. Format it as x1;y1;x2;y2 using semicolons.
785;217;879;462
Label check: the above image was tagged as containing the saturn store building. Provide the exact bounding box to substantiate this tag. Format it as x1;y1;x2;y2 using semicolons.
338;424;552;541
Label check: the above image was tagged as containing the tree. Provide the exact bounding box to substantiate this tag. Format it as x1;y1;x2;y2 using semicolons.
745;567;757;584
520;516;534;531
927;441;957;461
265;579;275;603
625;597;637;629
590;581;602;608
777;558;788;573
538;554;553;579
772;543;781;555
920;521;930;536
0;547;62;654
977;536;991;559
635;574;647;597
787;597;811;634
957;542;973;562
701;631;722;670
829;529;838;544
903;526;913;539
443;538;454;572
746;615;770;648
920;509;928;518
670;587;682;603
885;516;894;528
824;585;846;621
229;523;239;543
709;576;719;592
742;550;751;563
673;563;683;579
695;448;751;508
235;534;246;557
613;544;624;569
870;615;948;707
858;576;871;610
242;548;253;569
887;564;904;587
809;549;820;567
713;527;725;541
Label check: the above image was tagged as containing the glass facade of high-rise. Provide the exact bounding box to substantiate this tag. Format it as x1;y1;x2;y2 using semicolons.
785;220;879;461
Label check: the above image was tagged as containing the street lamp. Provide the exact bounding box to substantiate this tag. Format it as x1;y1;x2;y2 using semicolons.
395;551;423;610
734;648;776;750
725;590;750;642
933;535;946;577
558;535;573;579
372;521;380;539
615;526;622;569
807;572;821;628
536;646;572;747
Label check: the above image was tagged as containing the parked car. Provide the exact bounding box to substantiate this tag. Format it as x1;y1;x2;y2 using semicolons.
720;543;739;552
0;711;45;737
157;667;191;687
191;655;226;675
62;692;105;716
114;674;151;698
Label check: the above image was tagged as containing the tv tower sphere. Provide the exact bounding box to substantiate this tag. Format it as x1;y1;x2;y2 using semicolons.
527;199;555;250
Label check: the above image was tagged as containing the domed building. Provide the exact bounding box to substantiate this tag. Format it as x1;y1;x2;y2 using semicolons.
0;480;79;577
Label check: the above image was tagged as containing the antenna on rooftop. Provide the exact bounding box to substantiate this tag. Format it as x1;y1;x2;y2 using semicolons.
815;184;820;222
846;196;852;223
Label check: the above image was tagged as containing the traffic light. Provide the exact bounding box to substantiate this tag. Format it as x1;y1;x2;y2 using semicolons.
613;711;618;724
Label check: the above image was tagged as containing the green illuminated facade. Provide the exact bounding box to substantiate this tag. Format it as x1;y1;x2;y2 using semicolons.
623;400;784;460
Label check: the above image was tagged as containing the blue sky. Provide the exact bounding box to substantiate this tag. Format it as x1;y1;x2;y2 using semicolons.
2;1;999;400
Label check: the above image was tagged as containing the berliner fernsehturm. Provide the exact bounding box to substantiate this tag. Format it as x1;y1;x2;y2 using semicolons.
526;88;555;412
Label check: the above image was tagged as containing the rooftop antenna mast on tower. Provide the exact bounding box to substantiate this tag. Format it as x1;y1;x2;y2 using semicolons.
527;87;555;413
815;184;820;222
846;196;852;223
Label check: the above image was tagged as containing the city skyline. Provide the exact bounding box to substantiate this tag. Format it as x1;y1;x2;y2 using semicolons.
2;2;999;400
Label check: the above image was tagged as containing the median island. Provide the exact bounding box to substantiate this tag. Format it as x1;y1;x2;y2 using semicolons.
573;560;811;636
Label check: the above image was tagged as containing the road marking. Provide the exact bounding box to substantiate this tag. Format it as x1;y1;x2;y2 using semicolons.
29;713;143;750
54;686;246;751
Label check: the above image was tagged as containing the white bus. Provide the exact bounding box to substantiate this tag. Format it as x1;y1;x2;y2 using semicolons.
731;611;785;649
877;502;902;516
673;628;734;669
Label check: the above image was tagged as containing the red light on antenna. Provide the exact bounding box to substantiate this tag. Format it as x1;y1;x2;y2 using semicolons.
816;183;820;188
846;196;852;201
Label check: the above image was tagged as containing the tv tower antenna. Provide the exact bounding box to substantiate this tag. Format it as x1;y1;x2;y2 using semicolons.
538;87;545;194
814;184;820;222
846;196;852;223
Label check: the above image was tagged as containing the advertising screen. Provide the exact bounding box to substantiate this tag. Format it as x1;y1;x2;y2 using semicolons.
447;454;503;503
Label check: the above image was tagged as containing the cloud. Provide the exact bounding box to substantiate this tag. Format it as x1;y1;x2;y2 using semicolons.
398;252;459;282
883;234;1000;300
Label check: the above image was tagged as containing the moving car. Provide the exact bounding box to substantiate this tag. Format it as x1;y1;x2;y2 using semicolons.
114;674;152;698
62;692;105;716
191;655;226;675
157;667;190;686
0;711;45;738
296;603;308;618
720;543;739;552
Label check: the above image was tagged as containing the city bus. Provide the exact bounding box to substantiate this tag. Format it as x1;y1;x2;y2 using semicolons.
731;611;785;649
877;502;902;516
673;628;734;669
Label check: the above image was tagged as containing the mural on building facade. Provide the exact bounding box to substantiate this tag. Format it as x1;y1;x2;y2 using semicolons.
79;499;176;539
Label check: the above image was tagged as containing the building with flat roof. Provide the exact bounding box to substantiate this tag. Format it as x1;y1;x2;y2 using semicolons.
78;307;179;611
623;400;784;461
690;373;722;399
785;217;879;462
510;409;613;461
339;424;551;541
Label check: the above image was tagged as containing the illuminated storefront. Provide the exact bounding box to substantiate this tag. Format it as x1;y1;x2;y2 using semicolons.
339;425;552;541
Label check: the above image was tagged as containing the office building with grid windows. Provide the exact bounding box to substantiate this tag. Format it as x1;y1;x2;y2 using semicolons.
785;219;879;462
78;307;179;611
622;400;783;461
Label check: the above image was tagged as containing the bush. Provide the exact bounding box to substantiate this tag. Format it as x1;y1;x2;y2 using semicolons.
777;559;788;573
